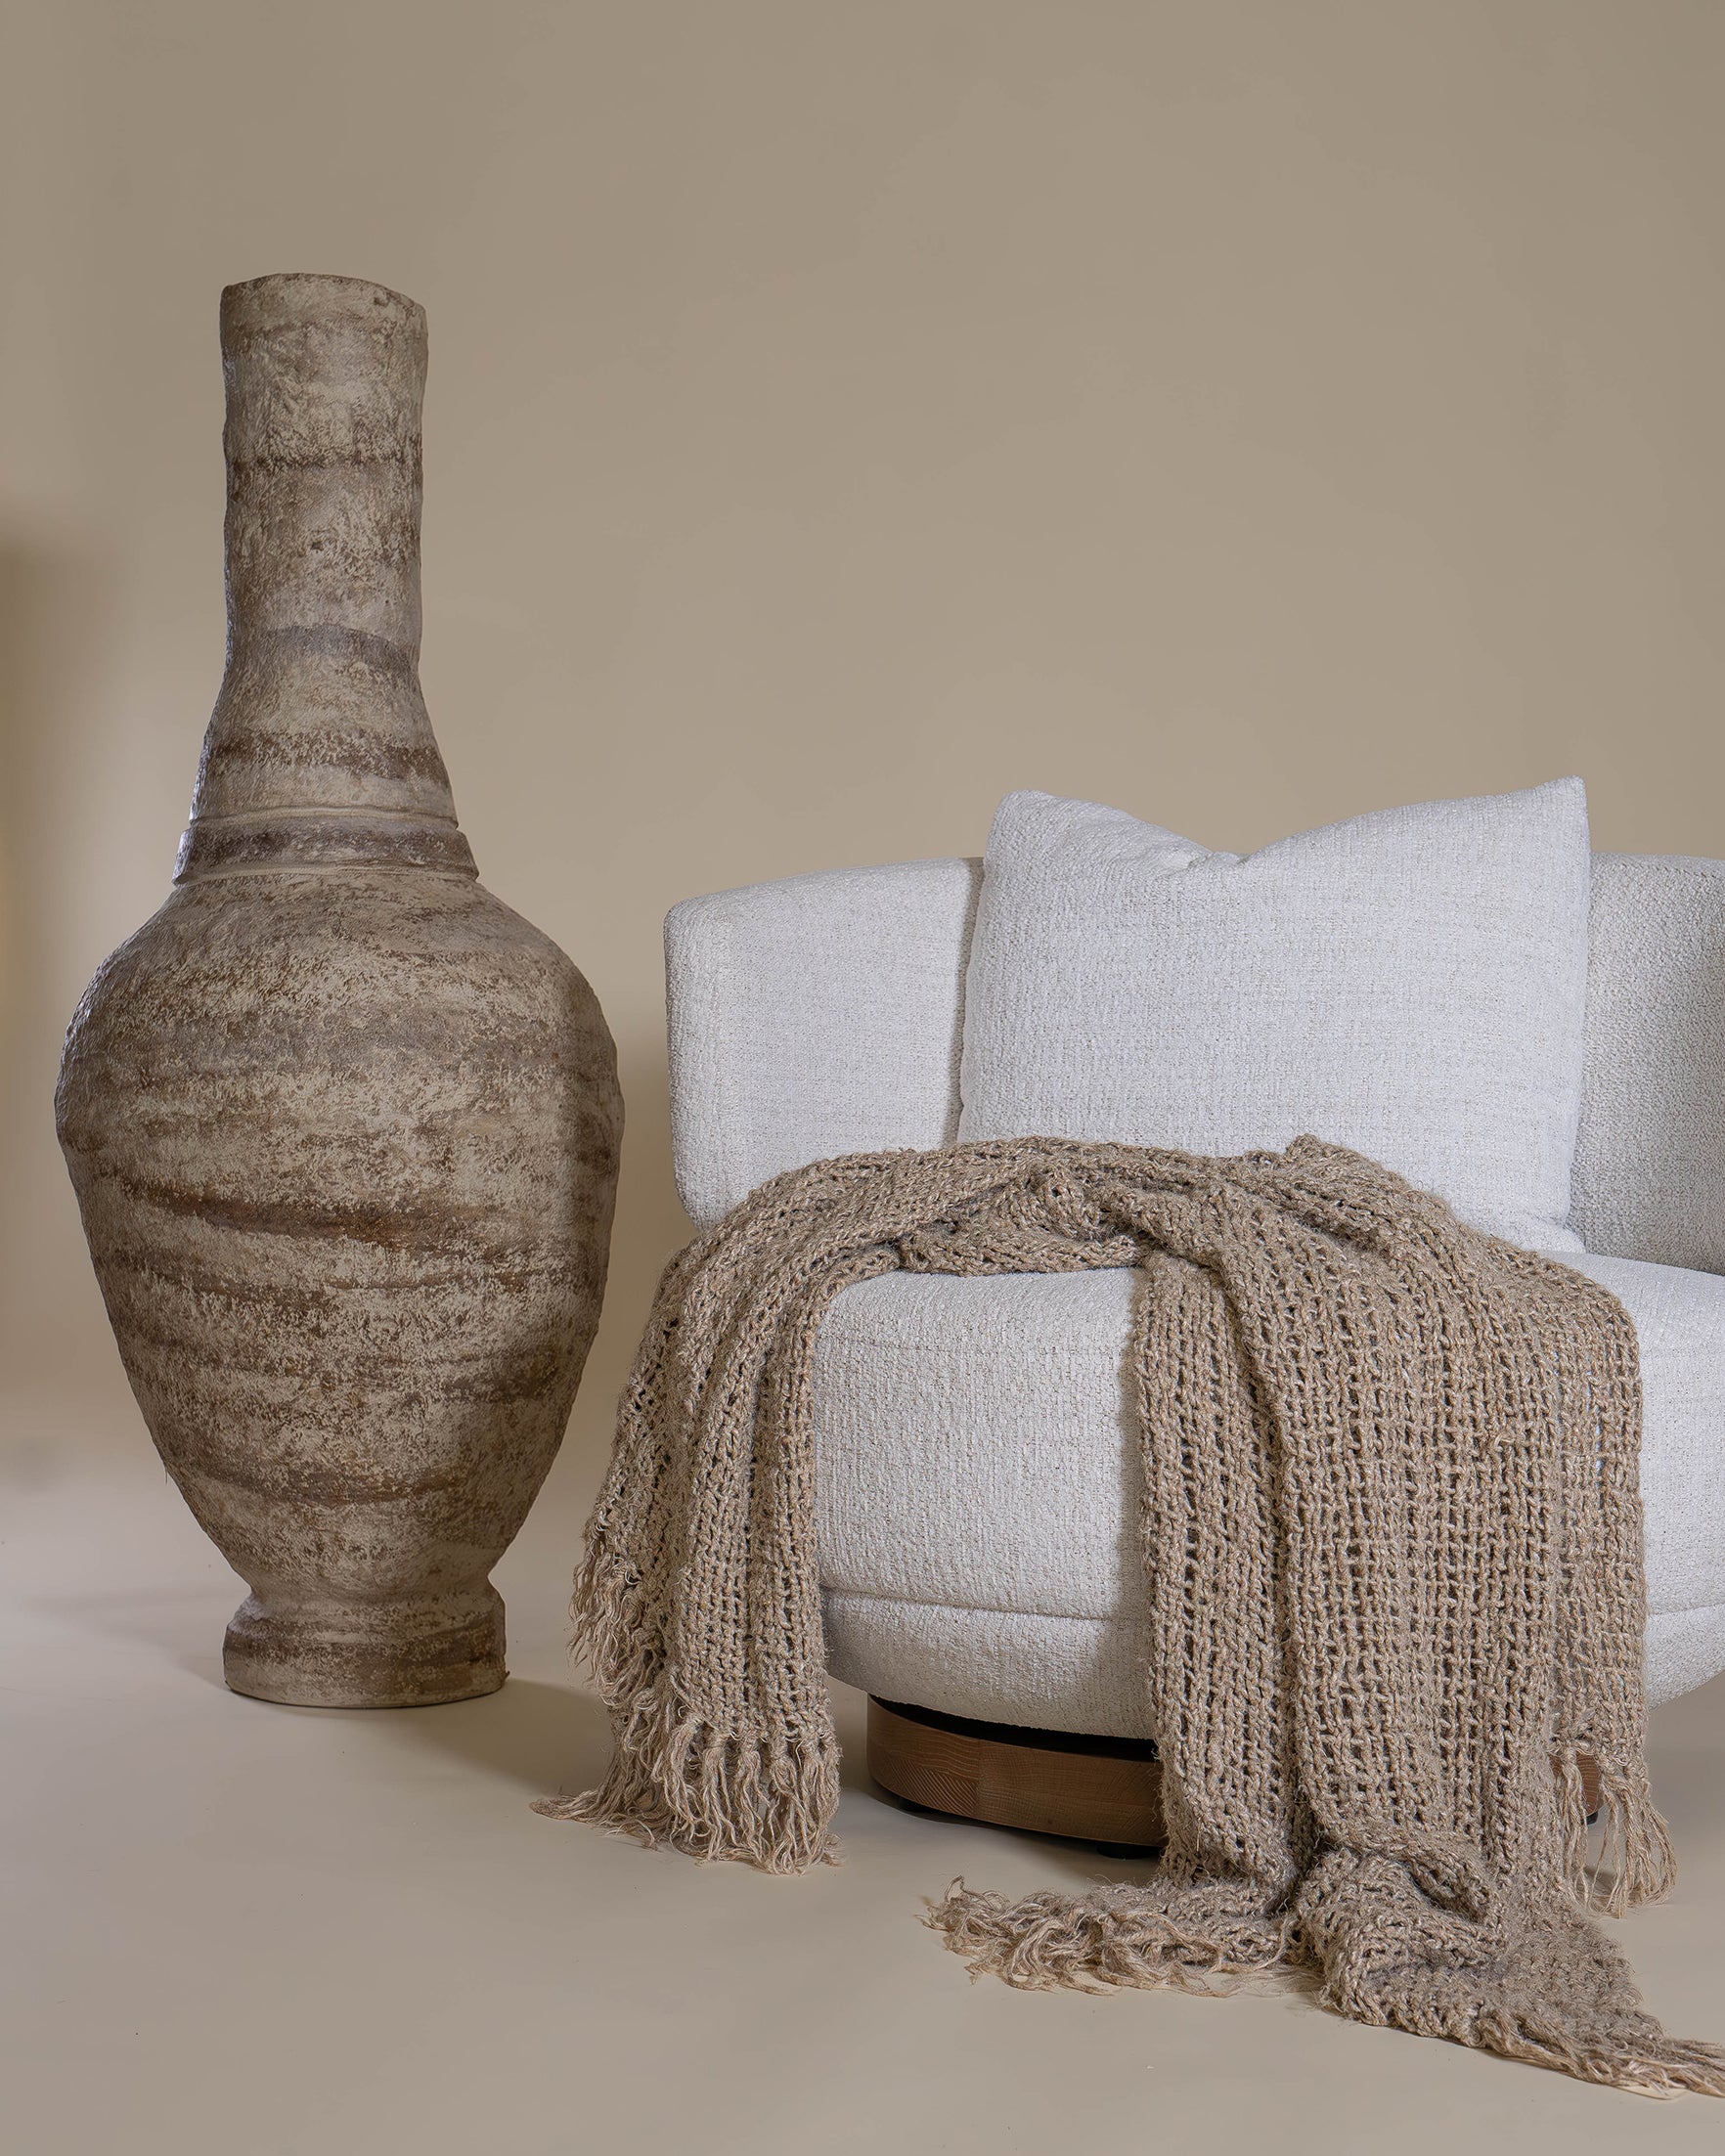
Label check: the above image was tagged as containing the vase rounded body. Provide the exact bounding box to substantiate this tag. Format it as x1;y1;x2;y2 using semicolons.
56;274;622;1707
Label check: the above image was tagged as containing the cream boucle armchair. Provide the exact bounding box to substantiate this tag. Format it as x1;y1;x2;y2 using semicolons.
664;851;1725;1817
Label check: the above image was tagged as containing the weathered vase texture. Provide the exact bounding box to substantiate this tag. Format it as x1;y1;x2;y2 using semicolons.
57;274;622;1708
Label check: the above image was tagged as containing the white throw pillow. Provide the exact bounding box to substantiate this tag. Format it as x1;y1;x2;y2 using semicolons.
956;781;1593;1251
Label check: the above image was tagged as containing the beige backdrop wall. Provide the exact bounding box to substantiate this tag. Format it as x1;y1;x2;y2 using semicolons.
4;0;1723;1486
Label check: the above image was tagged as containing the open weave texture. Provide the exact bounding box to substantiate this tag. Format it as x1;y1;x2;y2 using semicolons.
541;1136;1723;2095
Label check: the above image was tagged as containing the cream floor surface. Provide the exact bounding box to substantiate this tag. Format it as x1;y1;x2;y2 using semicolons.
5;1375;1725;2156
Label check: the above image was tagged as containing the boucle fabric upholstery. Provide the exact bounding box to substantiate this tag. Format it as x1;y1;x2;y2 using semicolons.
666;857;979;1230
666;846;1725;1271
821;1593;1156;1735
550;1137;1721;2093
664;843;1725;1736
1571;855;1725;1274
957;785;1592;1251
814;1252;1725;1722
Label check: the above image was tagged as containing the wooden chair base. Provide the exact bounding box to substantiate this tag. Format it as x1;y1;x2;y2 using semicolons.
866;1697;1166;1849
866;1696;1602;1851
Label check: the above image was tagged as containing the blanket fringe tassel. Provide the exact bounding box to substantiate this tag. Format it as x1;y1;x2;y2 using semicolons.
1556;1742;1678;1916
924;1878;1297;1997
532;1689;841;1871
1453;2009;1725;2099
535;1538;841;1871
928;1876;1725;2094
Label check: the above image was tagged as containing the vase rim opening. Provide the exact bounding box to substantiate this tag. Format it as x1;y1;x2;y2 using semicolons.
221;273;424;331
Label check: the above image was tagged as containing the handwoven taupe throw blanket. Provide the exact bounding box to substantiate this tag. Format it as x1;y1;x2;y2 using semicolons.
542;1136;1724;2095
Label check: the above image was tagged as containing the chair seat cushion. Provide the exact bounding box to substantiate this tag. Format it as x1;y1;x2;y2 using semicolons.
813;1254;1725;1731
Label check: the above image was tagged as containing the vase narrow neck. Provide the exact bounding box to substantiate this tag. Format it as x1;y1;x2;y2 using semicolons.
176;274;474;884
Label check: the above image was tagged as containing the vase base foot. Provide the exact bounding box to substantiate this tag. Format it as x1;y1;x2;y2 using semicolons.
223;1588;506;1708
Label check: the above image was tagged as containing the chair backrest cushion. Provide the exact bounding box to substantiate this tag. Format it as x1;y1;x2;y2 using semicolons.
666;858;979;1228
668;846;1725;1273
955;785;1592;1252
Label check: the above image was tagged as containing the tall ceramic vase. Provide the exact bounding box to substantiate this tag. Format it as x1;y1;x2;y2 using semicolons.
57;274;622;1708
